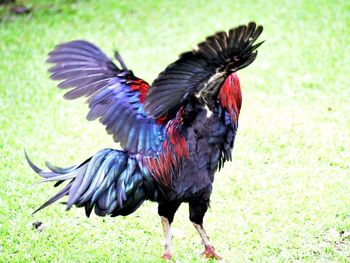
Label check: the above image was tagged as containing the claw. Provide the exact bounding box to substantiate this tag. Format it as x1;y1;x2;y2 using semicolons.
201;245;222;260
161;252;172;261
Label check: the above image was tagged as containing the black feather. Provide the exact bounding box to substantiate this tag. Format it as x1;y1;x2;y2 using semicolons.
145;22;264;119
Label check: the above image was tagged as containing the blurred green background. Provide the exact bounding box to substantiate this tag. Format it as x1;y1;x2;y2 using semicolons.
0;0;349;262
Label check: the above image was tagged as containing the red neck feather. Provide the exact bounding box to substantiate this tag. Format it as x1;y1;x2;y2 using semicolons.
218;73;242;123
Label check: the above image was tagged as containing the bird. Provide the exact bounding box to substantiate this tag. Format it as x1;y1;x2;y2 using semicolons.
26;22;263;260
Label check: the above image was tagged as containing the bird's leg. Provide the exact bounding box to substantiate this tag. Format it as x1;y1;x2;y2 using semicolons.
189;199;222;260
160;216;172;260
192;223;222;260
158;202;181;261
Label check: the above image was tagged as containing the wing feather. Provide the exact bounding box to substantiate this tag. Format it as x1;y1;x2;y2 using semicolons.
47;40;166;154
145;22;263;119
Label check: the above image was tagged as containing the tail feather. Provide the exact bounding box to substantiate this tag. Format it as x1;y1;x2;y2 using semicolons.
26;148;154;217
33;183;71;214
76;151;119;206
45;161;78;174
68;148;111;206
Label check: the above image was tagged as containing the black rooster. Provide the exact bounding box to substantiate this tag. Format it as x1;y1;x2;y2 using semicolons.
26;22;263;260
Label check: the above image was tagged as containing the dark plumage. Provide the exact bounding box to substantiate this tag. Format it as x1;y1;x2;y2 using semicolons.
26;22;263;260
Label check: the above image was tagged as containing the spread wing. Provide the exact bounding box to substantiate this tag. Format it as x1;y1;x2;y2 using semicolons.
47;40;166;154
145;22;263;119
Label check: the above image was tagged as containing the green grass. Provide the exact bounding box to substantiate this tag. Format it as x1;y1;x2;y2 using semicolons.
1;0;350;262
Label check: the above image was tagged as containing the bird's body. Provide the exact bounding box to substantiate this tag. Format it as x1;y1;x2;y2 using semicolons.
26;22;263;260
159;103;236;202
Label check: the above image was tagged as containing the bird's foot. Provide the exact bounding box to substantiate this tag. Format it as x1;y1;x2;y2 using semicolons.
161;252;172;261
201;245;222;260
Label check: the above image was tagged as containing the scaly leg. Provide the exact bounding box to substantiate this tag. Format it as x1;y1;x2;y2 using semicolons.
160;216;172;260
158;202;181;261
192;223;222;260
189;199;222;260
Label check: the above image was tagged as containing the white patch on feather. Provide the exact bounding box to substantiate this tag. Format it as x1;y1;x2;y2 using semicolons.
195;71;225;99
204;104;213;118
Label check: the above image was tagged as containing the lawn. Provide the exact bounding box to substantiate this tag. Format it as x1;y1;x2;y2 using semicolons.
0;0;349;262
